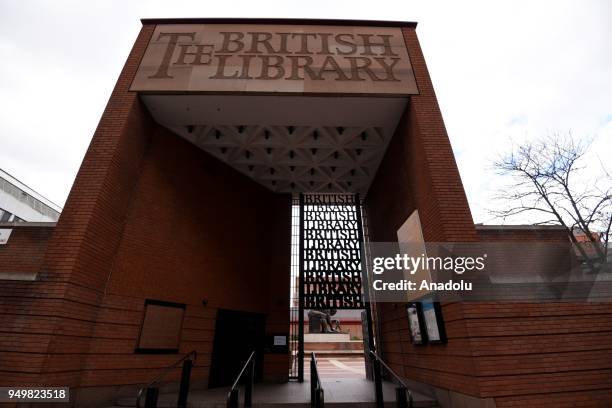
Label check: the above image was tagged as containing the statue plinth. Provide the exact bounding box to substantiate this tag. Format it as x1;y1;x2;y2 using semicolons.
304;333;351;342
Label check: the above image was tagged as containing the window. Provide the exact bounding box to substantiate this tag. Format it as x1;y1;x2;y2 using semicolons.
0;209;12;223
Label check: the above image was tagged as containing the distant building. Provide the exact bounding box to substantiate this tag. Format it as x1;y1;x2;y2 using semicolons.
0;168;61;222
573;227;601;243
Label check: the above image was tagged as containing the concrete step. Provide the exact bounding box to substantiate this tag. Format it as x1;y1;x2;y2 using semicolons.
109;399;439;406
113;379;438;408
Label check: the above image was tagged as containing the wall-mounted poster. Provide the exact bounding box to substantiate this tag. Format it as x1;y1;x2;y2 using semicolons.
406;302;426;345
422;299;448;344
397;210;433;302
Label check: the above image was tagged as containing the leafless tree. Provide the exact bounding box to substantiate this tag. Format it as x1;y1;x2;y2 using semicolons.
492;133;611;273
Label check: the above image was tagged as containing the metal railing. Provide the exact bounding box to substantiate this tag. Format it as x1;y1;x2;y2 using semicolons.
310;352;324;408
369;350;413;408
227;351;256;408
136;350;197;408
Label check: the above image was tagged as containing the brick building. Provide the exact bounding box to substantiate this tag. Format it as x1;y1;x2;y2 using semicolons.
0;18;610;407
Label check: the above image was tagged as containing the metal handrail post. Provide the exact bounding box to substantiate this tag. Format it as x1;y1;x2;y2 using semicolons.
316;388;325;408
396;386;408;408
144;387;159;408
372;358;384;408
227;388;238;408
177;359;192;408
310;353;325;408
245;358;254;407
136;350;197;408
226;351;256;408
310;358;316;407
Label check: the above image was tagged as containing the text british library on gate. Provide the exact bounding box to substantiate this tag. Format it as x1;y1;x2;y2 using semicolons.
1;18;611;408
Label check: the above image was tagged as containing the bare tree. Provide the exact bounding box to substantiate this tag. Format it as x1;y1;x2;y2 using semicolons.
492;133;611;273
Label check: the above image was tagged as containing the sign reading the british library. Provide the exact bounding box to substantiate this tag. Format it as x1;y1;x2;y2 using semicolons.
131;24;418;95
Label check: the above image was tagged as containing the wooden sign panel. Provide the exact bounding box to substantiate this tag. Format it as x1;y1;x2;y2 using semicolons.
136;300;185;353
131;24;418;95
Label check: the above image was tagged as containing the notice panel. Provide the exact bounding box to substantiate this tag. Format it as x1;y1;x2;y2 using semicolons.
131;24;418;95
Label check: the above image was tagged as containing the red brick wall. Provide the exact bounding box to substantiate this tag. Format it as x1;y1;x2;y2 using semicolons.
462;302;612;407
477;226;569;242
87;122;291;387
365;27;612;407
477;227;612;407
0;224;54;276
365;24;480;399
0;224;56;384
0;21;291;394
34;23;158;387
0;23;157;389
370;190;612;405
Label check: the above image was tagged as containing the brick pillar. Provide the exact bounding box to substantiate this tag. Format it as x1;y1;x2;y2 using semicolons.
402;26;477;242
35;23;156;386
364;25;480;400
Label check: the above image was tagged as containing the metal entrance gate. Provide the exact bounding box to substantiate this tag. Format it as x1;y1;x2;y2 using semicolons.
289;193;376;381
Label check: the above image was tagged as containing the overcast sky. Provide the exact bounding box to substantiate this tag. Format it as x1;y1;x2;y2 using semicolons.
0;0;610;223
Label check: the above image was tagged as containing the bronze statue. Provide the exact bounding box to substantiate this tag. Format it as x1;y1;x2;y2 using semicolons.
308;309;341;333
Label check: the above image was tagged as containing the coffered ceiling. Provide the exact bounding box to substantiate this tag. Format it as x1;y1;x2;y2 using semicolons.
140;94;408;195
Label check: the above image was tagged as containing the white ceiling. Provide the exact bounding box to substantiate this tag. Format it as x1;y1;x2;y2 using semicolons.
141;94;408;195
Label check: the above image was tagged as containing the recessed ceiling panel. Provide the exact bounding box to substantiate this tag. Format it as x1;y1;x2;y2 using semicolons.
141;95;408;195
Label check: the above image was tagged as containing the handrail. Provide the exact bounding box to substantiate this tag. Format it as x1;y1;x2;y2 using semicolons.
227;351;256;408
136;350;197;408
311;352;323;390
310;352;324;408
369;350;413;408
369;350;410;389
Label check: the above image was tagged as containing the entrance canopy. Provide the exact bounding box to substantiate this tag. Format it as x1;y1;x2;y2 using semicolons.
141;95;407;194
133;20;418;194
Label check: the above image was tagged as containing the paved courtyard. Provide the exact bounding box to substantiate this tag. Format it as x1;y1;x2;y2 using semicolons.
305;356;366;379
